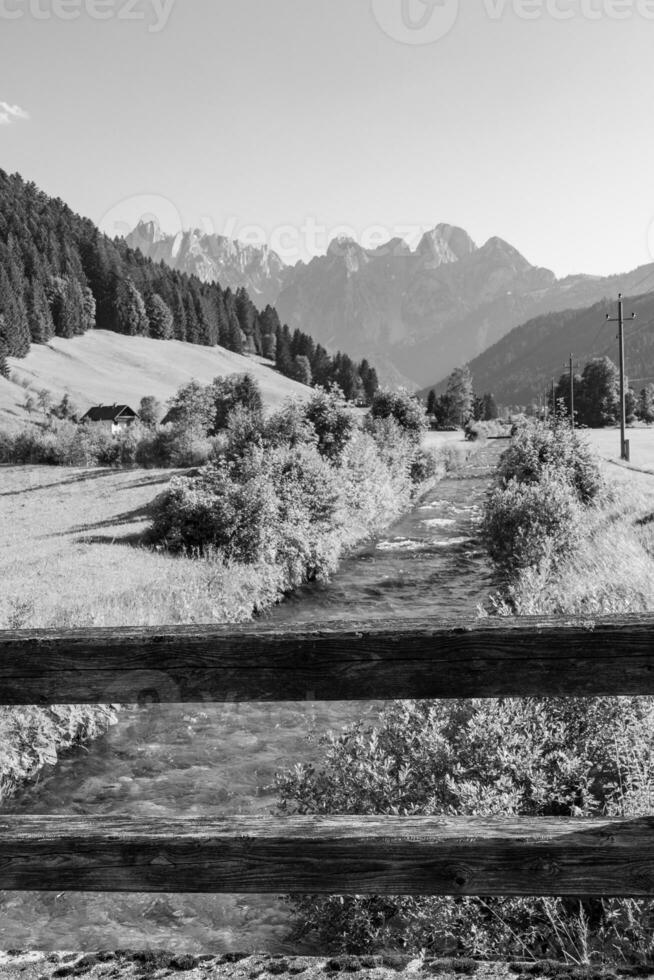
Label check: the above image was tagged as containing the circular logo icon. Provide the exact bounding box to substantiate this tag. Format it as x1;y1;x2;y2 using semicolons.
98;193;184;242
372;0;460;44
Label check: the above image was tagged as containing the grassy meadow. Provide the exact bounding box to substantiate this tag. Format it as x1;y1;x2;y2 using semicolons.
586;425;654;471
0;431;468;630
0;465;283;630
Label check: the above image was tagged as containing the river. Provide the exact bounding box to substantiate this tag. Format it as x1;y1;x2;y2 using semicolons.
0;442;500;953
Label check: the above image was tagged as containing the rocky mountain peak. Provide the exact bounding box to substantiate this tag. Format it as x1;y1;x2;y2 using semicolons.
416;224;477;267
131;219;167;246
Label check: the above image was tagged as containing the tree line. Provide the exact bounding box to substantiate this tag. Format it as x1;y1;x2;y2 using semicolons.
0;170;379;403
553;355;654;426
425;366;499;427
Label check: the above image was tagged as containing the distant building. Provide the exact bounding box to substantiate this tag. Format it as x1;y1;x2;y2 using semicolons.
81;404;138;434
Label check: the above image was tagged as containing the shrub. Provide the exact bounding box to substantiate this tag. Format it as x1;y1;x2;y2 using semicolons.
363;415;413;472
209;373;264;433
138;395;162;428
149;444;343;583
498;418;602;505
303;386;356;460
266;444;344;583
263;399;318;451
274;696;654;958
370;388;426;444
481;467;583;573
149;453;278;560
410;446;440;483
218;405;266;463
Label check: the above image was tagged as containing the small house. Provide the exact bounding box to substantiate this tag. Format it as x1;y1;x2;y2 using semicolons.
81;404;138;434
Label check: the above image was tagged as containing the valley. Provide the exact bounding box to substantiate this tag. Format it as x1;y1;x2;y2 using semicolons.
128;220;654;389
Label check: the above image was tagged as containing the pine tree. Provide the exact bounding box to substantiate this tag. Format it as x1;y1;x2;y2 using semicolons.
0;263;30;356
261;331;277;360
27;276;55;343
275;326;294;376
359;359;379;404
171;287;187;341
146;292;174;340
115;278;149;336
293;354;313;387
82;287;96;331
0;326;9;378
184;292;200;344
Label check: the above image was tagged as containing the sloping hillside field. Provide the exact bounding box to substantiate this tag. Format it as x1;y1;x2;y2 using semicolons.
0;331;310;429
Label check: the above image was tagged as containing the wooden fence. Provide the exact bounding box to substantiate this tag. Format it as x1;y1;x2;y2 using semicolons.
2;614;654;898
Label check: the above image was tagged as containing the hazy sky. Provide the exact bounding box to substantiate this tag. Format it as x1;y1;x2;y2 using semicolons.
3;0;654;277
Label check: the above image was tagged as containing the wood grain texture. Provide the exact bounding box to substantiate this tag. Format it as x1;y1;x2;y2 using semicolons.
2;614;654;704
2;815;654;896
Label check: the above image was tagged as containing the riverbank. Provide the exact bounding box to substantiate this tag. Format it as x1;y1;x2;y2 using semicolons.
0;432;476;810
0;438;492;955
492;427;654;617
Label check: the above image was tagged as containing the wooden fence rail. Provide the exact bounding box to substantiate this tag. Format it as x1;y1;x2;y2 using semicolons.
2;614;654;898
3;815;654;896
2;614;654;705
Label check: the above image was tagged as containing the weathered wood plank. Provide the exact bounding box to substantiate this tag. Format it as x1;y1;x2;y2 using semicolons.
1;614;654;704
2;815;654;896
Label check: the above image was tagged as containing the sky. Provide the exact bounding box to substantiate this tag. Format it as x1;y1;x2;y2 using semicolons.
2;0;654;277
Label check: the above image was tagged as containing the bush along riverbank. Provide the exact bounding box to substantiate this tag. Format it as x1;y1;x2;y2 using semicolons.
271;417;654;966
482;415;654;616
147;387;470;598
0;387;473;806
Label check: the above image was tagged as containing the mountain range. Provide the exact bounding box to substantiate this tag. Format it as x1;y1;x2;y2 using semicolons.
126;221;654;389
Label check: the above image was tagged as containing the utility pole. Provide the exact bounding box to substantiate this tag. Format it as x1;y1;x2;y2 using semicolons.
606;294;636;461
551;378;556;420
569;354;575;430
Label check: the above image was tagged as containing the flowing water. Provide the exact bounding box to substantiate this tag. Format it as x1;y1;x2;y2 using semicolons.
0;443;500;953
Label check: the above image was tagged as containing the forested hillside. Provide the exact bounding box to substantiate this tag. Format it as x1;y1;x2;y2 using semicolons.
423;289;654;408
0;171;378;402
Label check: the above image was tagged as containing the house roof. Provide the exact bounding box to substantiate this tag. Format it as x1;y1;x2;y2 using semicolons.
82;404;138;423
161;406;181;425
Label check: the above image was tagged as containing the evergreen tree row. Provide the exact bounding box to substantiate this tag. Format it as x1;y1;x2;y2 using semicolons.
272;320;378;404
0;170;379;402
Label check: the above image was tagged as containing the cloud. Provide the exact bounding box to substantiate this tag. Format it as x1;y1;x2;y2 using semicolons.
0;102;29;126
